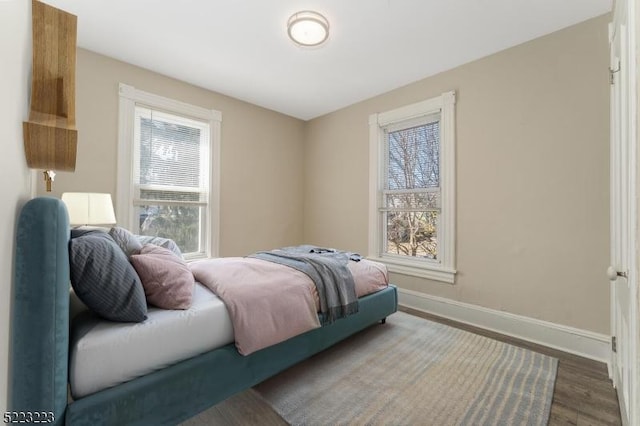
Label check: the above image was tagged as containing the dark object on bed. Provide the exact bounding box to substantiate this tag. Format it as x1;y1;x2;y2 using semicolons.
10;197;397;426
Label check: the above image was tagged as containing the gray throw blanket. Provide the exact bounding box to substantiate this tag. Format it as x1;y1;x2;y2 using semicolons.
249;245;359;325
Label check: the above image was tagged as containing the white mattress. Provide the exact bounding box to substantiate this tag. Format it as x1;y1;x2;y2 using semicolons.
69;283;234;399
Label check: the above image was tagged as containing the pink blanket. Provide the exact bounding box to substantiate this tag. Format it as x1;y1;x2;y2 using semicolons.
190;257;321;355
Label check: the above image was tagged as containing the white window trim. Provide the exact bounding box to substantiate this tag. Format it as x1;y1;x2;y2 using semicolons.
368;91;456;283
117;83;222;259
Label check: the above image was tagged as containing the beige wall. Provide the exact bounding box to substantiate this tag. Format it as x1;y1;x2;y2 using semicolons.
0;0;32;412
43;48;306;256
304;15;611;334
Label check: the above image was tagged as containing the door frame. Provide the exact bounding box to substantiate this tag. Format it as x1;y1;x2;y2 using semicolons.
610;0;639;424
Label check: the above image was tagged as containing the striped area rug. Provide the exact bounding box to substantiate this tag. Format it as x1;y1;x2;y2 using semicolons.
253;312;557;425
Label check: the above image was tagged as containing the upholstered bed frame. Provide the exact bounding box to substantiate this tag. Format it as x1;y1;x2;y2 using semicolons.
10;197;398;425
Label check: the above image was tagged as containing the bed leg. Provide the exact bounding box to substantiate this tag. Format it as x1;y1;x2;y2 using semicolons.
380;318;386;324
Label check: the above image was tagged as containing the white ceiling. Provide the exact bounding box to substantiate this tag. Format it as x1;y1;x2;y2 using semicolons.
44;0;612;120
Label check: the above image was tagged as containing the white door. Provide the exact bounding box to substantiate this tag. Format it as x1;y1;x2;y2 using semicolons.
608;0;638;424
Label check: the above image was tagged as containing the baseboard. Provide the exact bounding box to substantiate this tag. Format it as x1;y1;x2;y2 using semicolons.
397;288;611;366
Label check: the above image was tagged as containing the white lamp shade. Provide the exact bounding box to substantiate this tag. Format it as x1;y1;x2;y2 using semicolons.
61;192;117;226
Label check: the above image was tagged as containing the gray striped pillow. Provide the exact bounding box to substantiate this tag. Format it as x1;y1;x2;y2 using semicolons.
69;231;147;322
108;226;143;257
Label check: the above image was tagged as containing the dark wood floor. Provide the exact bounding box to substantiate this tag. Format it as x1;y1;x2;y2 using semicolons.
183;308;622;426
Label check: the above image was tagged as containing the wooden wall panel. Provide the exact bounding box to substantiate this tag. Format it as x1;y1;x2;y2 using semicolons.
23;0;77;172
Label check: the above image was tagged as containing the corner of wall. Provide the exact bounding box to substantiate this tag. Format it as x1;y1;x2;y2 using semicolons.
0;0;33;412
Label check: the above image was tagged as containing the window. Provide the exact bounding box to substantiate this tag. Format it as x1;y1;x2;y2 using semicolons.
368;91;456;283
117;84;221;259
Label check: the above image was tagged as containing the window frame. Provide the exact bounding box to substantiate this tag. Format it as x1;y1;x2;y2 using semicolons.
117;83;222;259
368;91;456;283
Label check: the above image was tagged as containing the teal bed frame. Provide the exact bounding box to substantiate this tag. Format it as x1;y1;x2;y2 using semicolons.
10;197;398;425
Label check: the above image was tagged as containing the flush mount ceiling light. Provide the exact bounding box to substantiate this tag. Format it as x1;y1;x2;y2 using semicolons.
287;10;329;47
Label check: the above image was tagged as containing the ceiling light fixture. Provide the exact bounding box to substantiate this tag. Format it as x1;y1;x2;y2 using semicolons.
287;11;329;47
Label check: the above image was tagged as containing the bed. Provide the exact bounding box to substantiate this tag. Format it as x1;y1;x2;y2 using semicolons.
10;197;398;425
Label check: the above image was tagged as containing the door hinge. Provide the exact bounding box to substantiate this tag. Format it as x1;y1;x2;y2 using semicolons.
612;336;617;353
610;63;621;85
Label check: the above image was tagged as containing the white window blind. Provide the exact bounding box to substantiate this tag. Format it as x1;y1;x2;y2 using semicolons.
132;106;210;257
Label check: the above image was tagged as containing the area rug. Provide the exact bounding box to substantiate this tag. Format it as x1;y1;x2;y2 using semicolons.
253;312;558;426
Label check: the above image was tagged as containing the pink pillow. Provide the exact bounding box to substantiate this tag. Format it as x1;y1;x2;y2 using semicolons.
130;244;194;309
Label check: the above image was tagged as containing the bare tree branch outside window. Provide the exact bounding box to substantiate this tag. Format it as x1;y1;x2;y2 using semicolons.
384;121;440;259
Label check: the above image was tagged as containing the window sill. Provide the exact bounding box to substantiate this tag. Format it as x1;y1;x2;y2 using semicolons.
185;253;209;262
368;256;456;284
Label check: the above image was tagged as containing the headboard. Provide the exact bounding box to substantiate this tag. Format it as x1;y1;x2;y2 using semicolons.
11;197;70;426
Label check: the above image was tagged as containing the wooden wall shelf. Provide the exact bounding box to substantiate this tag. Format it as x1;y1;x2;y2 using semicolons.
23;0;78;172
